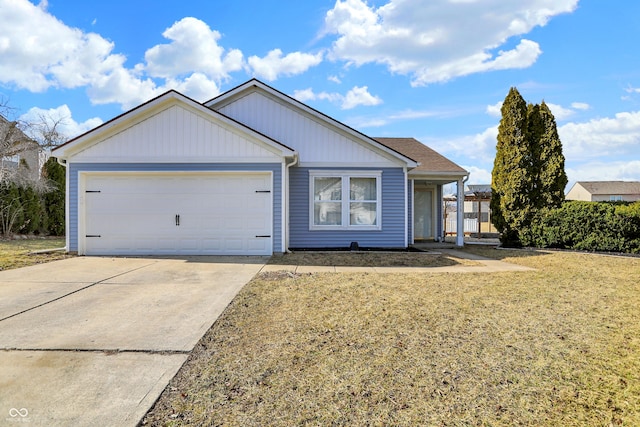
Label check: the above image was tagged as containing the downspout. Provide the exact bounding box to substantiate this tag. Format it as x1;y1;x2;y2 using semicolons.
456;174;469;247
284;153;299;253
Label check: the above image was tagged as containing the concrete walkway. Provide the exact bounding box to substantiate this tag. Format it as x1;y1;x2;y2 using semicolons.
0;256;266;427
260;249;533;274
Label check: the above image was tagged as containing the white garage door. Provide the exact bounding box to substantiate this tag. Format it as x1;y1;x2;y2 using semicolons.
81;172;272;256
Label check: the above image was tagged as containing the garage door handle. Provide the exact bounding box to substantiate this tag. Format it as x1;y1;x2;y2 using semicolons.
255;235;271;238
175;214;180;226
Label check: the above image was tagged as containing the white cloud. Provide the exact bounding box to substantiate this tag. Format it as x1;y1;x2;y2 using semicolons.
144;17;243;80
293;86;381;110
248;49;323;81
341;86;382;109
164;73;222;103
292;88;316;103
435;125;499;164
487;100;586;121
559;111;640;160
323;0;578;85
464;165;492;185
571;102;590;110
328;75;342;84
19;105;103;141
86;67;160;109
0;0;127;92
486;101;503;117
546;102;575;121
412;39;542;86
566;160;640;183
293;88;341;104
0;4;245;108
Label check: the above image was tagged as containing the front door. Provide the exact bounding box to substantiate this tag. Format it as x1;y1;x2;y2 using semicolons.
414;189;434;240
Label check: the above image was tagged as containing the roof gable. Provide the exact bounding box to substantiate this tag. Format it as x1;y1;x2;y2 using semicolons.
53;90;295;163
206;79;418;168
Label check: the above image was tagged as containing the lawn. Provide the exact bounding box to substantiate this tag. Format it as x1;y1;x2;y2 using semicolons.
142;249;640;426
0;237;69;271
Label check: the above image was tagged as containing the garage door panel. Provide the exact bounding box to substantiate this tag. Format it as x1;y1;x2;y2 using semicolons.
83;173;272;256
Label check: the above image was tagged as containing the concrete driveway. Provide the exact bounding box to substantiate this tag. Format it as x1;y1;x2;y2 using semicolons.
0;255;266;426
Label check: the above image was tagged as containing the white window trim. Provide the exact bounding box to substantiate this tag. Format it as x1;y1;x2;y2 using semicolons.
309;170;382;231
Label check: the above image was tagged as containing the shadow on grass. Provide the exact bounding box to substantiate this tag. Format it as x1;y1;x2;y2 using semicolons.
268;251;470;268
462;245;549;261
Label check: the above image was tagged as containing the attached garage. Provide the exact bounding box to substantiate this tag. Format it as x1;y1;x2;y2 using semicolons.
80;172;273;256
52;90;296;256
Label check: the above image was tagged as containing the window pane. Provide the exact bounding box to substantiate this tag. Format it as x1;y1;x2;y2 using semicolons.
315;202;342;225
314;177;342;201
350;202;377;225
350;178;376;201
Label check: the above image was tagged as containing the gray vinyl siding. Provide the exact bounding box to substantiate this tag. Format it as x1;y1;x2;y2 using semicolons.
289;167;406;249
67;163;282;253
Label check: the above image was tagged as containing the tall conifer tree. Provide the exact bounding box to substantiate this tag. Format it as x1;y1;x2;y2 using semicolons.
490;87;531;246
491;89;568;246
537;101;567;208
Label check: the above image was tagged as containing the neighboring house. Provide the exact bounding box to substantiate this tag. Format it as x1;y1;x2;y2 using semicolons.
51;79;468;256
566;181;640;202
1;115;42;183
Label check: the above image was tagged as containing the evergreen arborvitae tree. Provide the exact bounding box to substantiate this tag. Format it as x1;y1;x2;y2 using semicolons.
537;101;567;208
42;156;66;236
18;185;42;234
491;89;568;246
491;87;532;246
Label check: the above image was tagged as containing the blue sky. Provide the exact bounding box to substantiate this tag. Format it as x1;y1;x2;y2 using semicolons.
2;0;640;189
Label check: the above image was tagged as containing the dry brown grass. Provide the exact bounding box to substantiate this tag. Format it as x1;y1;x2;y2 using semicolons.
0;238;69;271
143;249;640;426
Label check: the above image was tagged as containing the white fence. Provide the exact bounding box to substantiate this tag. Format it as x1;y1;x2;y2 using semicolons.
446;219;480;234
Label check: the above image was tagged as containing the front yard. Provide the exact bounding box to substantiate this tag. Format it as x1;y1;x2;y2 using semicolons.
143;248;640;426
0;237;68;271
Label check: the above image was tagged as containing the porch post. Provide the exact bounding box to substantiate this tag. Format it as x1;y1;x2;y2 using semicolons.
456;177;464;247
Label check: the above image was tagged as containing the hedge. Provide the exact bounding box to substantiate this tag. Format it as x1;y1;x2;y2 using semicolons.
0;157;66;237
521;201;640;253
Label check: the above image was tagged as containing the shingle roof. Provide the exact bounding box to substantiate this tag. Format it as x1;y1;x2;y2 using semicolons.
578;181;640;195
373;137;467;175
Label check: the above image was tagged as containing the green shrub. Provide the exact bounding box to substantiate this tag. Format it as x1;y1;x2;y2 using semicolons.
41;157;65;236
523;201;640;253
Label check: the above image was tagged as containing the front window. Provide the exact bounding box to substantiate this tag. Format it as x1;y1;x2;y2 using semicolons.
314;177;342;226
310;171;381;230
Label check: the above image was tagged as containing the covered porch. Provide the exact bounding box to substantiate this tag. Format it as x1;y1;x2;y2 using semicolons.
409;175;467;246
373;137;469;247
